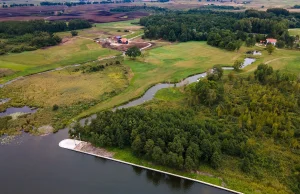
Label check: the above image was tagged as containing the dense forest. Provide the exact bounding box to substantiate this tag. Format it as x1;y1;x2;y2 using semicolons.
0;19;91;55
141;9;300;50
71;65;300;193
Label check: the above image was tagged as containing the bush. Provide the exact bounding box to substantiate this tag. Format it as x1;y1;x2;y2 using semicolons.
71;30;78;37
52;104;59;111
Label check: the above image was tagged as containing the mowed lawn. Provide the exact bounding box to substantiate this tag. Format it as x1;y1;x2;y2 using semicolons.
0;37;120;83
77;41;246;117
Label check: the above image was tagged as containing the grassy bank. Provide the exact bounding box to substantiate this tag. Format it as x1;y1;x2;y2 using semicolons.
109;145;293;194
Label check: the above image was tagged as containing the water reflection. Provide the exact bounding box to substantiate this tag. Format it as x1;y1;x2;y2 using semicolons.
132;166;194;191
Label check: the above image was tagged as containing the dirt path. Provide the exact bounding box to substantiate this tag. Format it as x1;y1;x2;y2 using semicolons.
128;33;144;41
265;57;292;64
238;57;293;74
77;36;95;41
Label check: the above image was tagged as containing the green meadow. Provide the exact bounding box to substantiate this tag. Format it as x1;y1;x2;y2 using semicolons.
78;41;300;118
0;38;119;83
77;41;246;117
289;28;300;36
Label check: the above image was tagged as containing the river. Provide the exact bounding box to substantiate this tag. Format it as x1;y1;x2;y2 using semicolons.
0;129;231;194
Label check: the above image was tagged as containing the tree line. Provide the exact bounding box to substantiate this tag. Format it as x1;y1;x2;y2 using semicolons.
140;9;300;50
0;19;91;55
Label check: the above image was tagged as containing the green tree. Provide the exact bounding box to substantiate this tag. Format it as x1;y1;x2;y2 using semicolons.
125;46;141;59
152;146;163;163
168;30;176;42
245;37;256;47
211;151;221;169
241;157;251;173
276;40;285;48
254;64;274;84
144;139;155;158
266;44;275;55
71;30;78;37
233;59;243;71
208;65;223;81
132;135;144;155
184;156;196;170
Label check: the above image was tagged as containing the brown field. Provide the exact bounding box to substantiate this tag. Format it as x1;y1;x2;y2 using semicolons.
104;41;150;51
0;4;149;22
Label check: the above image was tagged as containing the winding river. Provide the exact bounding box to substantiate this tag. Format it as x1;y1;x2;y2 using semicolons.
81;58;256;125
0;58;256;194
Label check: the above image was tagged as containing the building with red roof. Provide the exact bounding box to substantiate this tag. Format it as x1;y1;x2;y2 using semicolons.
266;38;277;45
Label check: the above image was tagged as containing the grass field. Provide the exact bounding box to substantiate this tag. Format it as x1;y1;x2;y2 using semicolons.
77;41;247;117
0;62;130;131
77;41;300;118
0;38;119;83
241;47;300;74
0;19;144;83
289;28;300;36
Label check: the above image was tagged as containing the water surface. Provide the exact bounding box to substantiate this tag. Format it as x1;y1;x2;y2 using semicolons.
0;106;37;117
0;129;232;194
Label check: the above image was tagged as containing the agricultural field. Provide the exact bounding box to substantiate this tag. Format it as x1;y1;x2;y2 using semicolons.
0;37;119;83
0;4;149;22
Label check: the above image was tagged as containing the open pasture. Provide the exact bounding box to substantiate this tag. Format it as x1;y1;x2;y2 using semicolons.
79;41;300;117
0;37;120;83
289;28;300;36
77;41;247;116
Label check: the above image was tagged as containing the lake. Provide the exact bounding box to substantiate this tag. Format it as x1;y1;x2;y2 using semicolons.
0;129;232;194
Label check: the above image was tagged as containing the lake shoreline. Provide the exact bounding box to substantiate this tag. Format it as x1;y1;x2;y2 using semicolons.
59;139;243;194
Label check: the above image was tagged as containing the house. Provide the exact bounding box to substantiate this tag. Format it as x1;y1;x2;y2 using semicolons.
266;38;277;46
118;38;128;44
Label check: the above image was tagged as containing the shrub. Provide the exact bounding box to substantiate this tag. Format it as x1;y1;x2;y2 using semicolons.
52;104;59;111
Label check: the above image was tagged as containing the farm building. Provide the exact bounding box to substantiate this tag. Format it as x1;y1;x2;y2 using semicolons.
118;38;128;44
266;38;277;45
115;36;121;41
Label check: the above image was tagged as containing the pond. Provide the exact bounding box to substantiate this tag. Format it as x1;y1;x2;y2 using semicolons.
246;50;262;55
0;106;37;118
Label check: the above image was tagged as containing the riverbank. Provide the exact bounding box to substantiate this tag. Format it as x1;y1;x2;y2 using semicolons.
59;139;243;194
